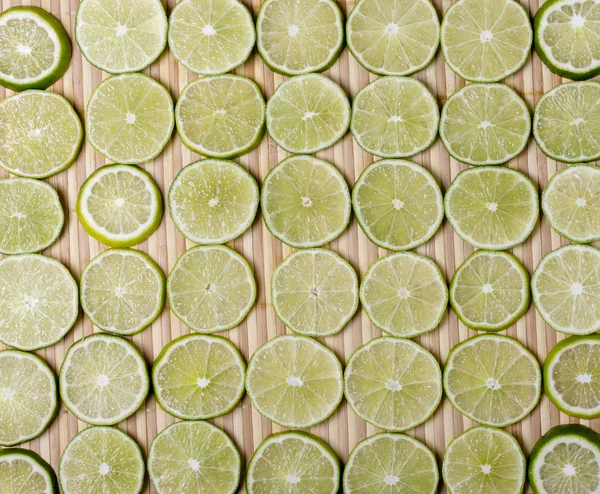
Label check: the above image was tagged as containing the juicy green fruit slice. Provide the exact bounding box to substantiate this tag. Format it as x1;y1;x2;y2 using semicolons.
352;160;443;250
246;335;343;428
0;7;71;91
343;433;439;494
533;81;600;163
360;252;448;338
445;167;539;250
262;156;351;248
344;337;442;431
168;160;259;244
76;164;163;248
443;426;526;494
152;334;246;420
76;0;167;74
450;250;530;332
443;334;541;427
59;334;149;425
167;245;256;333
0;351;57;446
347;0;440;77
148;421;241;494
266;74;350;154
0;254;78;350
440;83;531;166
256;0;344;76
0;448;58;494
0;90;82;178
441;0;532;82
247;431;340;494
86;73;174;164
59;426;144;494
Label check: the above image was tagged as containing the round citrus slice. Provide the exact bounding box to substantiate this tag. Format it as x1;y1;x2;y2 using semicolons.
246;335;343;428
344;337;442;431
168;159;259;244
0;448;58;494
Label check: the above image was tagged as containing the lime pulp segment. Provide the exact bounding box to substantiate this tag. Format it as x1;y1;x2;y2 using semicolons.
0;448;58;494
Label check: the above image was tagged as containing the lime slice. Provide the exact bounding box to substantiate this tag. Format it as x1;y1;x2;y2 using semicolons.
533;81;600;163
262;156;351;248
247;431;340;494
246;334;343;428
271;249;358;337
343;433;439;494
59;334;149;425
80;249;165;336
167;245;256;333
0;254;78;350
152;334;246;420
168;159;258;244
344;337;442;431
86;73;174;164
148;421;241;494
0;350;57;446
444;334;541;427
266;74;350;154
443;426;526;494
76;0;167;74
532;244;600;335
445;167;539;250
0;448;58;494
441;0;532;82
0;90;82;178
440;83;531;166
360;252;448;338
450;250;530;332
59;426;144;494
352;159;443;250
0;6;71;91
76;164;163;248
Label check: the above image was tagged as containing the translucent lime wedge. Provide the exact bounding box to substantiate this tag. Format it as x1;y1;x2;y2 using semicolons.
0;448;58;493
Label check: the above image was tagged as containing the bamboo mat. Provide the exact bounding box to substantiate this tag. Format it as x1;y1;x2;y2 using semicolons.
0;0;596;492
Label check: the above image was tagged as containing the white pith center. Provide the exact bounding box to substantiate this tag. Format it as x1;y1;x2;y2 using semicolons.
115;198;125;207
481;464;492;474
11;212;26;219
572;14;585;28
99;463;110;475
385;23;399;35
114;287;124;297
577;373;592;384
203;24;216;36
197;377;210;388
23;296;38;309
188;458;200;471
208;198;219;207
386;379;402;391
398;288;410;299
387;115;402;123
287;376;303;387
486;378;501;390
482;284;493;294
214;109;226;115
286;475;301;484
479;121;493;129
302;196;312;207
576;198;587;207
309;286;319;297
571;117;585;126
16;44;32;55
2;388;14;400
480;30;493;42
97;374;109;387
486;202;498;212
288;25;299;36
126;113;136;124
392;199;404;210
564;464;576;476
384;475;400;485
205;283;216;293
28;128;41;137
571;282;584;296
302;111;317;121
116;24;128;37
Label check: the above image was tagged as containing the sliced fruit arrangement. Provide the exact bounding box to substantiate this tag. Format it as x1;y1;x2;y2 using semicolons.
271;249;358;337
256;0;344;76
168;159;259;244
246;334;343;428
344;337;442;431
360;252;448;338
0;448;58;494
450;250;530;332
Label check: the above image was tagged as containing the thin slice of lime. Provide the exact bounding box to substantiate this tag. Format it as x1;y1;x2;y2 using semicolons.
344;337;442;431
0;448;58;494
0;90;82;178
76;0;167;74
246;335;343;428
360;252;448;338
262;155;351;248
168;160;258;244
352;159;443;250
247;431;340;494
76;164;163;248
80;249;165;336
59;334;149;425
0;6;71;91
533;81;600;163
59;426;144;494
266;74;350;154
86;73;174;164
152;334;246;420
441;0;532;82
450;250;530;332
440;83;531;166
148;421;241;494
167;245;256;333
445;167;539;250
443;426;526;494
0;254;78;351
343;433;439;494
0;350;57;446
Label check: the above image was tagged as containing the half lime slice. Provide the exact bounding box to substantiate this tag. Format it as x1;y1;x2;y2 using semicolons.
0;448;58;494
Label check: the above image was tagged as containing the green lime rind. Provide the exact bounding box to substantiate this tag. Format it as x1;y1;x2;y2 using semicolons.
0;448;58;493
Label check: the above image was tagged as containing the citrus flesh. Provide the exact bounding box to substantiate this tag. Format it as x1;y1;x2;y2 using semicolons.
0;448;58;494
